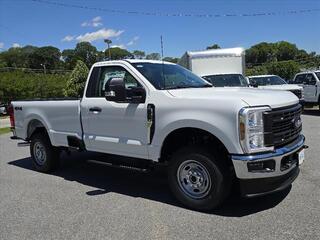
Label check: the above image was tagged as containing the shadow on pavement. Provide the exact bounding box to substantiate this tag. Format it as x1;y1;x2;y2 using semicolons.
8;152;291;217
302;108;320;116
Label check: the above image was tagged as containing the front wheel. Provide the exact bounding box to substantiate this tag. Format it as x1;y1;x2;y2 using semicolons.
168;147;231;211
30;132;60;173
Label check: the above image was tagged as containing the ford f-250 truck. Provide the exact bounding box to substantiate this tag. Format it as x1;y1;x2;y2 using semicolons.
10;59;306;211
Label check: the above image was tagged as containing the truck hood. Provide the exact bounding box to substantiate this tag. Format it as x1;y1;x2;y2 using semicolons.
167;87;299;108
257;84;302;91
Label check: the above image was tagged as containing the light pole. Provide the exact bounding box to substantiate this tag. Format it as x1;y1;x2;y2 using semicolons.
40;63;46;74
104;39;112;60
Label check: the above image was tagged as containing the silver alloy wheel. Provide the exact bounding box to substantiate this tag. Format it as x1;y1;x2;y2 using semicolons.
33;142;46;165
177;160;212;199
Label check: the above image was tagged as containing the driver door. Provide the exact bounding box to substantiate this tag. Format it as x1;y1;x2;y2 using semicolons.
81;65;148;159
304;74;317;102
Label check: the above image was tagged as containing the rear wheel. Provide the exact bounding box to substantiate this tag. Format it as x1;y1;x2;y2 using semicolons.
168;146;231;211
30;132;60;172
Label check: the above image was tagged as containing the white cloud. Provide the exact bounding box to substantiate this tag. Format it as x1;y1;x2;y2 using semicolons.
92;22;102;27
76;28;124;43
81;16;103;27
61;35;75;42
0;42;4;49
127;36;139;46
111;44;126;49
92;16;102;22
12;43;21;47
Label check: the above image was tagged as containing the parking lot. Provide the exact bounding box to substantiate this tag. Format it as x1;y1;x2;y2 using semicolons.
0;109;319;240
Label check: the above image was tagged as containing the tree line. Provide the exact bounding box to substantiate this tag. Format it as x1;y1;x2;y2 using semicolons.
0;41;319;103
0;42;178;71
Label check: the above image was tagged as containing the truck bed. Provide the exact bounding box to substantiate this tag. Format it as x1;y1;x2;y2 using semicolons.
12;99;82;147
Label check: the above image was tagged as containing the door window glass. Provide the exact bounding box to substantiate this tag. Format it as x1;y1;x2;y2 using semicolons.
96;66;140;97
294;74;306;84
305;74;316;85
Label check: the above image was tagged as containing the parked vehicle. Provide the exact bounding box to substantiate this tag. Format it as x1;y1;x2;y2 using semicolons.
179;48;251;89
247;75;304;102
0;104;7;115
10;60;306;211
292;71;320;110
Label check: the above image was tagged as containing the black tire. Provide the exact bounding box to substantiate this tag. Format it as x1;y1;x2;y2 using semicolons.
30;132;60;173
168;146;231;211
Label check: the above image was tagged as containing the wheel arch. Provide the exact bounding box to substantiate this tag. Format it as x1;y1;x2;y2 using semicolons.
159;127;232;168
26;119;48;140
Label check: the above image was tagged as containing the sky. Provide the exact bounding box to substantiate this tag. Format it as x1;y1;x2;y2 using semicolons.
0;0;319;57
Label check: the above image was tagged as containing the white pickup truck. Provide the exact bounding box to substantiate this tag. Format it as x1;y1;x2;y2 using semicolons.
247;75;304;103
292;71;320;110
10;60;306;211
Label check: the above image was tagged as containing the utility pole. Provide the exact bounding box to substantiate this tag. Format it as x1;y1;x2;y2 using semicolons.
104;39;112;60
39;63;46;98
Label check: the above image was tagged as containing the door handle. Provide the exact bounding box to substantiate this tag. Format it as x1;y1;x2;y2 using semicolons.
89;107;102;113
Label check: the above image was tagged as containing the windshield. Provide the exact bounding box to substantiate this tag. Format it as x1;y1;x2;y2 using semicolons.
202;74;249;87
131;62;212;90
249;76;287;86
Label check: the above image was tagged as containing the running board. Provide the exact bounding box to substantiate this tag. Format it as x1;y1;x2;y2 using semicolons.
87;159;150;173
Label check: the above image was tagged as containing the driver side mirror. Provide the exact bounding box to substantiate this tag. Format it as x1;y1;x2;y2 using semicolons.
250;81;258;88
104;78;126;102
104;78;146;103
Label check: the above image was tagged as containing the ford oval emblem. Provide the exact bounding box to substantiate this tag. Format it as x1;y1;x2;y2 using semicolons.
293;116;302;128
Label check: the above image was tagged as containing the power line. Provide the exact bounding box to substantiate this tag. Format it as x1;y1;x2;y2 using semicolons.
30;0;320;18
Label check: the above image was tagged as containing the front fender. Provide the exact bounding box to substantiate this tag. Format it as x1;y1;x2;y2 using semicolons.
149;118;243;161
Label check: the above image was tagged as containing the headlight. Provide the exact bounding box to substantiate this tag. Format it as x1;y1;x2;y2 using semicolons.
239;106;274;153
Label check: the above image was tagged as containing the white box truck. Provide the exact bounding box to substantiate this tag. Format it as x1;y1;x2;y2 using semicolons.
179;47;248;87
179;47;245;76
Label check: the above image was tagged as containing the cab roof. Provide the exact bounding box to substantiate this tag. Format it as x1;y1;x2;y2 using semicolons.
92;59;176;67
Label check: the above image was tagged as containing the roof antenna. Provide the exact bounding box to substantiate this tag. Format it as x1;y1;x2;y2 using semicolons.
160;35;165;89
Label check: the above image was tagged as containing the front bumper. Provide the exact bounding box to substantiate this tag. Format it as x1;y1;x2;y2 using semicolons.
231;135;306;196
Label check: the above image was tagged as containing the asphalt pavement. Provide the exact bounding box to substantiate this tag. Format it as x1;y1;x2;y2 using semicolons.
0;109;319;240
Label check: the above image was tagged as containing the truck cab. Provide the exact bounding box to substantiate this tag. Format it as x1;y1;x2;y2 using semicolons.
292;71;320;109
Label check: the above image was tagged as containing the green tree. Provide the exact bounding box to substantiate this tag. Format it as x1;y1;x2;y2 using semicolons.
206;44;221;50
63;60;89;97
245;65;268;76
62;49;77;70
74;42;99;68
276;41;299;61
29;46;62;70
146;53;160;60
132;50;145;59
0;47;29;68
265;60;300;80
246;42;277;66
163;57;179;63
107;47;132;60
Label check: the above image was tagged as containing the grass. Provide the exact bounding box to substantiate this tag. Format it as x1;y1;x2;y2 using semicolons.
0;127;11;135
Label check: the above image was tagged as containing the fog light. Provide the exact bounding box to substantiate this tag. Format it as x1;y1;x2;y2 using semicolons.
247;160;275;172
